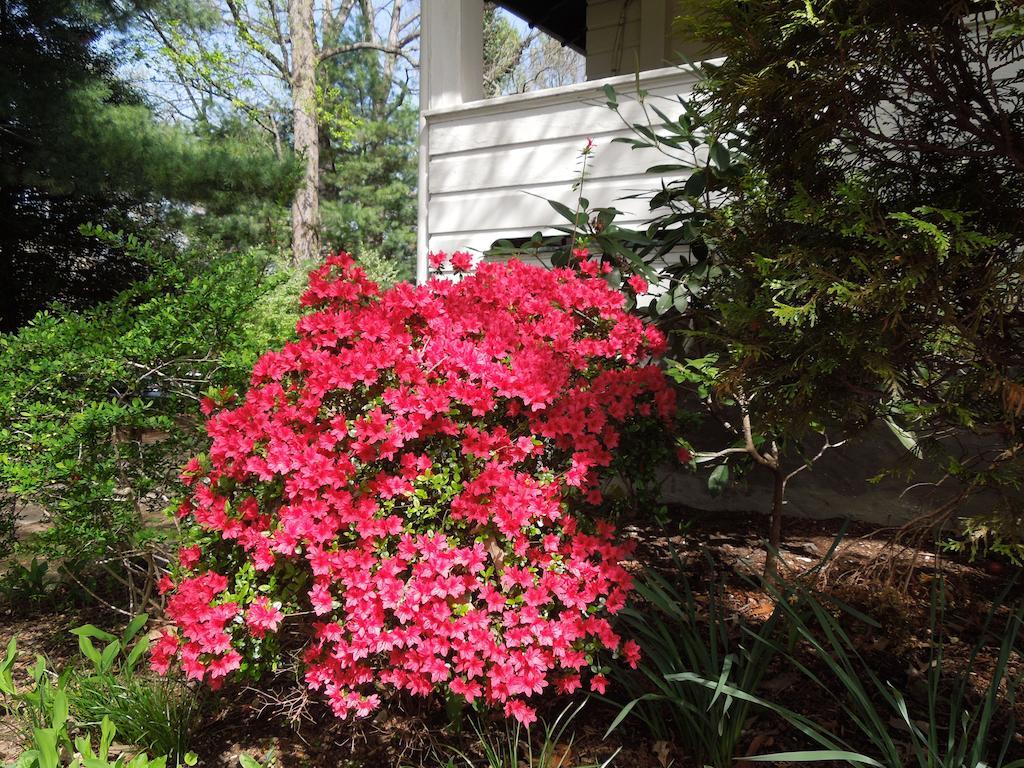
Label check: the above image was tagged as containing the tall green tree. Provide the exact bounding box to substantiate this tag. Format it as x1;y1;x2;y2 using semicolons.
677;0;1024;555
318;17;416;273
1;0;146;331
535;0;1024;570
137;0;418;263
0;0;295;331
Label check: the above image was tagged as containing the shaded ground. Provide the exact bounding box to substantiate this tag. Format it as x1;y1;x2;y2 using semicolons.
0;509;1021;767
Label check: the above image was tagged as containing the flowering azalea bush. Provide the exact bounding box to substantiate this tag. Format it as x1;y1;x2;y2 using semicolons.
154;252;677;725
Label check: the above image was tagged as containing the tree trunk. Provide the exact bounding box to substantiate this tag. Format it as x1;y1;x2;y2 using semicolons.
763;468;786;584
289;0;320;264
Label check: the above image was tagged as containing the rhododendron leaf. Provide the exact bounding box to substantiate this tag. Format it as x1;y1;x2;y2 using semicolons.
708;464;730;496
655;291;673;316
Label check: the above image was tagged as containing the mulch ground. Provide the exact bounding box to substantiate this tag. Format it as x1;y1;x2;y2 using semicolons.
0;508;1021;767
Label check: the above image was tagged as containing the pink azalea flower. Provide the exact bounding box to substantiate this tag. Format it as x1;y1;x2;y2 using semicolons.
449;251;474;272
627;275;648;294
504;699;538;727
246;598;284;638
178;545;202;570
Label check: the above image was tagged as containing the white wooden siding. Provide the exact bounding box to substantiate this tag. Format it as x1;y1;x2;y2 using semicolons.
420;66;699;261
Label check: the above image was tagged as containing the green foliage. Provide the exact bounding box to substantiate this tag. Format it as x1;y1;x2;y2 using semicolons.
482;4;527;97
445;703;617;768
0;618;198;767
516;0;1024;557
66;619;199;762
236;752;276;768
0;232;301;578
0;0;298;330
672;0;1024;550
712;580;1024;767
606;566;783;767
0;559;55;610
12;713;181;768
318;22;418;277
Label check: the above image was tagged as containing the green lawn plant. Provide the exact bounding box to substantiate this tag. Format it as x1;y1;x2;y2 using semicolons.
65;618;198;763
673;579;1024;767
605;565;784;767
445;702;617;768
10;714;189;768
0;617;199;767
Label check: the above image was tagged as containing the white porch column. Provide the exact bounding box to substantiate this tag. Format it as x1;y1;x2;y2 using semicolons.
417;0;484;283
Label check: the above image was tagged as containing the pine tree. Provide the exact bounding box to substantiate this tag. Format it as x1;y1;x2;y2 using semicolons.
0;0;294;330
319;20;417;276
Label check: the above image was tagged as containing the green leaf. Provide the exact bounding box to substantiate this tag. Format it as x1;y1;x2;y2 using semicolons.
603;693;664;738
71;625;118;643
710;141;730;171
884;418;924;459
99;640;121;673
708;464;730;496
0;637;17;695
124;635;150;673
744;751;882;765
77;635;102;669
646;163;688;174
672;285;689;313
602;83;618;108
32;729;59;768
683;170;706;197
547;199;577;223
122;614;148;644
655;291;673;316
51;689;69;733
99;716;116;759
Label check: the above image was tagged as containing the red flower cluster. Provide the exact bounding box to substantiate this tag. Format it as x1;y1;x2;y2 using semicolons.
155;254;674;725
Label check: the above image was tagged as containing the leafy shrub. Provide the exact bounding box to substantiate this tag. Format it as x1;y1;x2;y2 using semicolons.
0;232;303;598
155;252;677;725
0;559;55;610
606;567;783;767
0;496;17;560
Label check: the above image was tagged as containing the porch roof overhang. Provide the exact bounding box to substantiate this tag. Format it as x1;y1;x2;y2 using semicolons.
494;0;587;54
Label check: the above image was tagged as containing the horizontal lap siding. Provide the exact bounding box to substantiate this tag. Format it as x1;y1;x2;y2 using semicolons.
424;69;697;257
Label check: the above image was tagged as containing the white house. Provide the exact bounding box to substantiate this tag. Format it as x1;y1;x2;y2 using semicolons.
415;3;989;527
416;0;705;282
